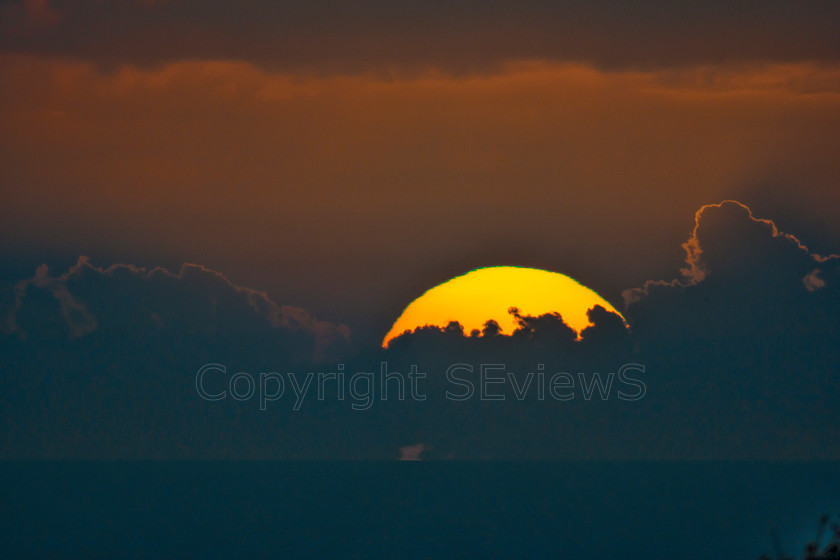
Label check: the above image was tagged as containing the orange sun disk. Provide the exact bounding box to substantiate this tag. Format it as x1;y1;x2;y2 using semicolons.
382;266;625;347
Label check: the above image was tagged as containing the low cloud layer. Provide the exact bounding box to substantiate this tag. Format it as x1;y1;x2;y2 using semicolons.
0;202;837;459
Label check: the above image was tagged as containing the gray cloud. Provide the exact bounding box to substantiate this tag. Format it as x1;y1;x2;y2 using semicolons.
623;200;839;305
616;200;840;459
1;0;838;73
2;255;350;360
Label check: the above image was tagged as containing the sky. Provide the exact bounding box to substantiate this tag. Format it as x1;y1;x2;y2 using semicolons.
2;0;840;342
1;0;839;462
2;4;840;557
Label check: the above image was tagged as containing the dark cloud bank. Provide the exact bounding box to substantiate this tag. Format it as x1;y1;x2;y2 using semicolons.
2;0;839;72
1;201;837;459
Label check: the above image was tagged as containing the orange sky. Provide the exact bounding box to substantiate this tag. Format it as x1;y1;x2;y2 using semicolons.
2;50;840;339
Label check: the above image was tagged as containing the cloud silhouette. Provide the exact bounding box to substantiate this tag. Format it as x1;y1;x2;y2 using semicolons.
0;256;357;459
2;261;98;339
1;201;837;460
0;257;350;372
624;200;839;304
2;256;350;359
620;200;839;459
375;201;839;459
624;200;840;334
386;304;631;360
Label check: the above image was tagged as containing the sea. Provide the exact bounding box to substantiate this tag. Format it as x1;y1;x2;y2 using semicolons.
1;461;838;559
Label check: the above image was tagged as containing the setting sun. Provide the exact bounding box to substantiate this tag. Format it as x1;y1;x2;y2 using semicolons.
382;266;625;347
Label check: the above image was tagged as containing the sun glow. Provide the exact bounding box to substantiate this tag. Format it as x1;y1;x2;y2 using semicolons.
382;266;624;347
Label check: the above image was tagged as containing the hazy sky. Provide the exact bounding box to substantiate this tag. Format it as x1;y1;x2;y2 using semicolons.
2;0;839;342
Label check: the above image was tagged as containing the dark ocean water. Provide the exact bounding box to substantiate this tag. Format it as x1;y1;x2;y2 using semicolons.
0;462;837;559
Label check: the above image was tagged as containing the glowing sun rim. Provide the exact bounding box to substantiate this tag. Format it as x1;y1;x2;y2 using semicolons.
382;265;626;348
